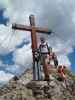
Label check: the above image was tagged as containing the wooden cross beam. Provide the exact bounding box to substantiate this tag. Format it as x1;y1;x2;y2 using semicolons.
12;15;52;80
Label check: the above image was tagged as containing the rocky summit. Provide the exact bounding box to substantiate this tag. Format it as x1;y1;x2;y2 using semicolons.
0;68;75;100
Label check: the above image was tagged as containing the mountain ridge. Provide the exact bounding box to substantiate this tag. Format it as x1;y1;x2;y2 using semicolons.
0;67;75;100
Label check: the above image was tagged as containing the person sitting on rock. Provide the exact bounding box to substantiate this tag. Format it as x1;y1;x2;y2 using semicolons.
57;65;66;81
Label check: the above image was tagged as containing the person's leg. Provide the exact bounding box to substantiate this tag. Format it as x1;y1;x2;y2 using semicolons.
43;54;50;81
37;61;42;80
54;59;58;68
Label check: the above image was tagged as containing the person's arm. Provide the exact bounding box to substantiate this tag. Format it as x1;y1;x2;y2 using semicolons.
46;43;50;54
39;44;41;53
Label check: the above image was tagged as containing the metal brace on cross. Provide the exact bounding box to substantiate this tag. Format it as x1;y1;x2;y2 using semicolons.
12;15;52;81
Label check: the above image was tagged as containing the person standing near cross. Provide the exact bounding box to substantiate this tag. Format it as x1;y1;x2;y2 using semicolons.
39;37;50;80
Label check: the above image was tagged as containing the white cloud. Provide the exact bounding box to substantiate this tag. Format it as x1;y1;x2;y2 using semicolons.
0;63;24;82
5;64;24;75
0;71;14;82
13;43;32;68
57;55;71;68
0;0;10;8
0;24;31;54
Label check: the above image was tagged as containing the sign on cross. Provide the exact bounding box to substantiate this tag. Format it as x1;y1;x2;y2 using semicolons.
12;15;52;81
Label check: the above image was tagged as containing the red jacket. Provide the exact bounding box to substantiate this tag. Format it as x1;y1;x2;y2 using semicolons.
58;66;65;74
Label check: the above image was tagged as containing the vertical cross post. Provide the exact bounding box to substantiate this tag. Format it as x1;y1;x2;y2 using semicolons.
29;15;38;80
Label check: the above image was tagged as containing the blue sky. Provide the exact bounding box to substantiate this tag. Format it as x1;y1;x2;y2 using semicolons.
0;8;13;65
0;8;9;25
68;48;75;73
